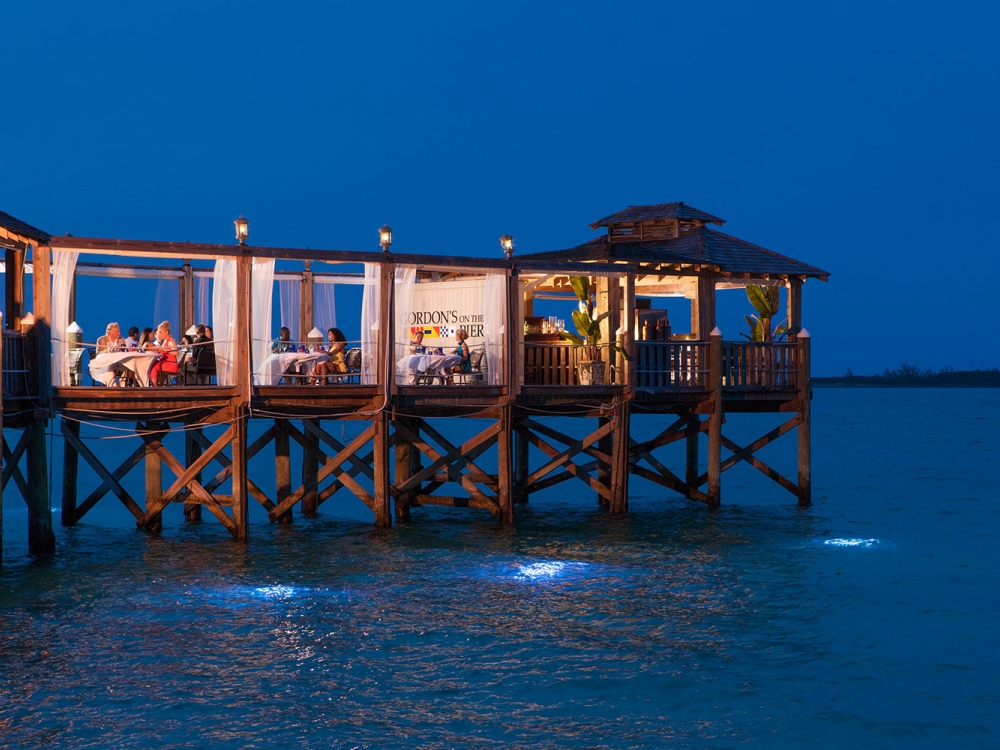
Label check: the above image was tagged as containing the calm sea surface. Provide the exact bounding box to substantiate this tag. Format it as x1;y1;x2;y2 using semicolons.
1;389;998;749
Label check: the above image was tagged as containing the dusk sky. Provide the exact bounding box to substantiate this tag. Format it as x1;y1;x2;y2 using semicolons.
2;1;997;375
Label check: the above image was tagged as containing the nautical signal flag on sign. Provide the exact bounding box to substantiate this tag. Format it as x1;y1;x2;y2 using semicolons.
410;326;456;339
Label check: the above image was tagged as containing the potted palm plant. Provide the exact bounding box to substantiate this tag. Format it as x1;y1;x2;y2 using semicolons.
741;284;789;341
558;275;630;385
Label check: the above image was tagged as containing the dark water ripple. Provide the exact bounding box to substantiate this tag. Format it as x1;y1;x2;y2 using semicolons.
2;389;999;748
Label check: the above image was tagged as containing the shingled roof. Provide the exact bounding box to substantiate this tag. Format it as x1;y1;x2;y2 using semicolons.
518;226;829;279
0;210;51;244
590;202;725;229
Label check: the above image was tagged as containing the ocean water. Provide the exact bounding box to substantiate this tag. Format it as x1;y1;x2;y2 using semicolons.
1;389;998;749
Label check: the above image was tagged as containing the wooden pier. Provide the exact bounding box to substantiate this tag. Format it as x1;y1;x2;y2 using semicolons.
0;203;827;561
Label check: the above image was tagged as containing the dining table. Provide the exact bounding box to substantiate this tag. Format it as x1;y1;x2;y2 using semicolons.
257;351;330;385
88;350;160;387
396;353;463;384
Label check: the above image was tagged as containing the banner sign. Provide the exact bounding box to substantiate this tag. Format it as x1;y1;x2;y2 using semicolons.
407;279;486;346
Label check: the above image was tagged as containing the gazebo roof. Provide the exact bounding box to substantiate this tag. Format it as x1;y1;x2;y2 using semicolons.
518;225;830;280
590;202;725;229
0;209;51;244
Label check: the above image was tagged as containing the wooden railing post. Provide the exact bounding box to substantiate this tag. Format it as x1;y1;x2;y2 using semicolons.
707;328;723;508
797;329;811;506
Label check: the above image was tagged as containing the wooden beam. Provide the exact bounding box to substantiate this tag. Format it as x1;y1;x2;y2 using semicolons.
274;419;292;524
144;423;164;535
707;330;722;508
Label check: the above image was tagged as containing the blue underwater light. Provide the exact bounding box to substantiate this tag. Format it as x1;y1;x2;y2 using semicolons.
823;538;880;548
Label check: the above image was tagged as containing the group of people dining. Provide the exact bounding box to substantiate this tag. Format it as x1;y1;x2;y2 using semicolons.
408;329;473;385
271;326;350;384
96;320;215;386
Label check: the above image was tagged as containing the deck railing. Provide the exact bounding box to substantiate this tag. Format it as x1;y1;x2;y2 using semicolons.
721;341;798;390
2;330;30;400
522;342;583;385
634;341;710;389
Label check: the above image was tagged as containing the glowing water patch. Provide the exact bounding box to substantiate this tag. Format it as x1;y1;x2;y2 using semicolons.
253;585;298;599
823;538;880;548
512;560;591;581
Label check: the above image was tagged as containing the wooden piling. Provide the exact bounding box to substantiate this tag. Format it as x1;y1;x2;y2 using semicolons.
497;406;513;523
797;330;811;507
274;419;293;524
707;329;723;508
394;415;416;523
26;419;55;555
301;419;320;517
597;416;612;507
685;415;699;489
183;428;203;522
61;418;80;526
144;423;163;535
373;412;392;528
514;425;529;504
609;402;631;514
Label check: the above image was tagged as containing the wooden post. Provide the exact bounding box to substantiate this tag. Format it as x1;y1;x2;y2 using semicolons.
184;428;203;522
0;312;4;566
180;259;195;336
597;416;612;508
685;415;699;489
274;418;293;523
787;277;802;337
695;273;716;340
373;261;394;528
373;412;391;528
300;262;314;342
144;422;163;535
609;402;631;514
68;270;77;328
394;415;413;523
61;418;80;526
497;405;513;524
5;248;25;330
231;253;252;540
26;419;55;555
797;329;811;507
301;419;319;517
707;328;723;508
514;424;529;504
623;272;636;392
32;243;51;402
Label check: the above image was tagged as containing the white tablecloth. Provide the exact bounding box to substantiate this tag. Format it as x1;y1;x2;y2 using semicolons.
257;352;330;386
89;351;160;387
397;353;463;384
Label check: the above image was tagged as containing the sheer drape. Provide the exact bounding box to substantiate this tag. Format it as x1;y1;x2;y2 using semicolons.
279;279;300;341
212;259;236;386
483;271;507;385
251;259;275;385
360;263;380;384
50;250;79;386
195;276;210;327
153;278;180;333
314;280;337;332
393;265;416;385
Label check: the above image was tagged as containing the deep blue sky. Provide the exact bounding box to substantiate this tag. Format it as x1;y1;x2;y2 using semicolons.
2;1;997;375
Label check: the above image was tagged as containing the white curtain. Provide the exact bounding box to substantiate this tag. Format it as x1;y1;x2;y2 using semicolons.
279;279;300;341
483;271;507;385
393;265;416;385
314;280;337;333
50;250;79;386
252;258;275;385
360;263;380;385
212;259;236;386
195;276;210;327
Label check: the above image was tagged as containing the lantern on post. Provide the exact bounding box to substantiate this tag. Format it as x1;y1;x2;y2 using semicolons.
379;224;392;251
234;215;249;245
499;233;514;258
